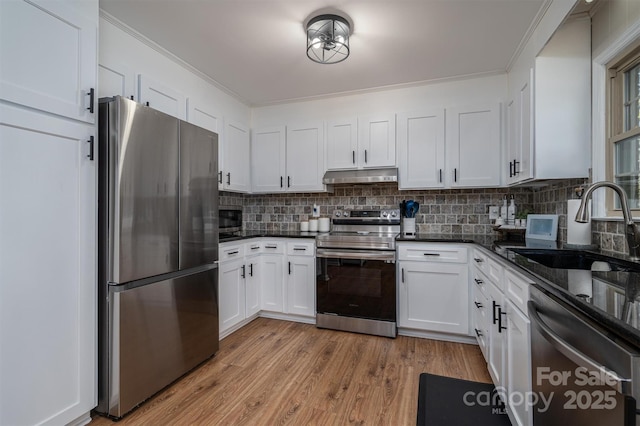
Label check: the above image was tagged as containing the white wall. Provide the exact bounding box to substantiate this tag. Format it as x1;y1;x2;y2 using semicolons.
99;14;250;125
251;74;507;127
592;0;640;58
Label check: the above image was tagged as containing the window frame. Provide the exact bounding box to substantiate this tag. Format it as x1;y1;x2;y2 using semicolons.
606;42;640;217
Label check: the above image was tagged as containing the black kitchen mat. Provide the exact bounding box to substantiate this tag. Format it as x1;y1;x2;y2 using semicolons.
417;373;511;426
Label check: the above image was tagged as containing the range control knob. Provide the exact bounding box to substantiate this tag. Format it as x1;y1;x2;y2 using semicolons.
342;211;349;217
391;211;398;218
382;211;389;218
334;211;342;217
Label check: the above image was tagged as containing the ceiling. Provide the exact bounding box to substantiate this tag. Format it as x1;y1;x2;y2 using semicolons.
100;0;552;106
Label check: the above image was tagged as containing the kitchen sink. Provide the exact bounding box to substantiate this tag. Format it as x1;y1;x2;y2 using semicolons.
509;248;640;273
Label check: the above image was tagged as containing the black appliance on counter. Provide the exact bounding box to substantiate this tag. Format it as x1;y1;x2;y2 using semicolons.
219;205;242;239
316;209;400;338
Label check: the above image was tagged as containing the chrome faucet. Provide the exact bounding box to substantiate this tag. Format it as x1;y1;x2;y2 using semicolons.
575;181;640;260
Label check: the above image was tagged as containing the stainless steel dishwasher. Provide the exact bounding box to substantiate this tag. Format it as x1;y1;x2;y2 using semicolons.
529;284;640;425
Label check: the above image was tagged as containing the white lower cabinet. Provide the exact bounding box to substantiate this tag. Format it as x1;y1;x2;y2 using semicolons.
219;257;246;334
473;247;533;426
397;243;469;336
285;246;316;317
219;238;315;337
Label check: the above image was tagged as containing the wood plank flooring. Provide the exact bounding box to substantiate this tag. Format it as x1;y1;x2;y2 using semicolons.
90;318;491;425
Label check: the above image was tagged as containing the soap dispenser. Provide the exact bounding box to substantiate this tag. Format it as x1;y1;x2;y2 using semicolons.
507;195;517;225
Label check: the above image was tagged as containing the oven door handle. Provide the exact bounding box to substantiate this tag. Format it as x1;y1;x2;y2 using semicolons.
316;248;395;262
528;300;632;395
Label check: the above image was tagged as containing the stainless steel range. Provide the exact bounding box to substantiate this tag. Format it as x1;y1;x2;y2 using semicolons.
316;209;400;338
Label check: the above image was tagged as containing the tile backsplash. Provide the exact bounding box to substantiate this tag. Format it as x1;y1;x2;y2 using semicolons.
229;185;534;234
223;177;632;257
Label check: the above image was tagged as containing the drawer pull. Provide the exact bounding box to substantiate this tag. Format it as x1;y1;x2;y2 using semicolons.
474;328;483;338
250;246;260;250
474;257;483;263
227;250;239;255
474;278;484;285
423;253;441;256
293;247;307;251
265;245;278;249
474;301;483;309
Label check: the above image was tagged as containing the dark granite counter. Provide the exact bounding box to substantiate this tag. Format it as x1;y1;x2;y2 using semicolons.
219;230;326;243
395;233;499;250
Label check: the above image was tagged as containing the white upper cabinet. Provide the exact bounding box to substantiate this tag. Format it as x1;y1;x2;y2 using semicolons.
446;103;501;188
507;17;590;184
397;109;445;189
357;114;396;168
0;0;97;123
286;121;325;192
326;118;358;169
251;122;325;193
98;61;135;100
186;98;224;188
326;114;396;169
223;120;251;192
251;126;286;193
138;74;186;119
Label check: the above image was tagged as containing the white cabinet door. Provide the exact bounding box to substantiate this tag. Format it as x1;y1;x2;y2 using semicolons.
223;120;251;192
260;253;285;313
245;257;261;318
285;256;316;317
218;258;246;334
446;103;501;187
358;114;396;168
326;118;358;170
185;99;224;188
251;126;286;193
398;261;469;334
517;71;533;181
286;122;324;192
487;280;506;389
0;0;97;123
507;300;532;426
138;75;186;119
98;61;135;100
397;109;445;189
0;106;96;426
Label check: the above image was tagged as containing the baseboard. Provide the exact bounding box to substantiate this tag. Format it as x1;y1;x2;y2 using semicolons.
259;311;316;325
398;328;477;345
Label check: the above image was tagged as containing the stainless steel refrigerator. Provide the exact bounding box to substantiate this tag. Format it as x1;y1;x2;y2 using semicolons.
96;96;219;418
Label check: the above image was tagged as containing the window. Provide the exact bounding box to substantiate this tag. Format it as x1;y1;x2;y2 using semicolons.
607;43;640;214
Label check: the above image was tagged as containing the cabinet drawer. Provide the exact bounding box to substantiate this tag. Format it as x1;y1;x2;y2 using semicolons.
471;248;489;274
397;244;467;263
472;248;503;284
287;240;315;256
245;240;263;254
471;268;490;299
505;268;532;314
262;240;286;254
220;243;245;261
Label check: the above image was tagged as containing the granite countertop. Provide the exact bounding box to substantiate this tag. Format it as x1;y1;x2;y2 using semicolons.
219;230;327;243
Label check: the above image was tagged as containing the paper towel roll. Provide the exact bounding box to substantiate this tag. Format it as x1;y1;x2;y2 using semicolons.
567;199;591;246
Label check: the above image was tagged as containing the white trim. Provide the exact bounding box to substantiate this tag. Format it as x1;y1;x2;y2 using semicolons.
592;17;640;219
397;328;477;345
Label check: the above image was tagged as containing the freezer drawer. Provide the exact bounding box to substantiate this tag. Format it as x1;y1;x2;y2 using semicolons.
99;267;218;418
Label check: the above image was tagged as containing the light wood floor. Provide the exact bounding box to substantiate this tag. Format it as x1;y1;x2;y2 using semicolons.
91;318;491;425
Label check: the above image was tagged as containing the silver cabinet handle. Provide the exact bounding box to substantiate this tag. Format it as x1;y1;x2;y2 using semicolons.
528;301;631;394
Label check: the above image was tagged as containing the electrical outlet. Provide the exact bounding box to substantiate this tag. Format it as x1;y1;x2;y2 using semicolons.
488;206;500;220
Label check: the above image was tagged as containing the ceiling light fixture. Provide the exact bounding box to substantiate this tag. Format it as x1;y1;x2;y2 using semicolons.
306;14;350;64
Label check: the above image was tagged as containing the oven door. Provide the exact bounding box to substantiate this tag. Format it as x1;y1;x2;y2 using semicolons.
529;285;639;426
316;248;396;322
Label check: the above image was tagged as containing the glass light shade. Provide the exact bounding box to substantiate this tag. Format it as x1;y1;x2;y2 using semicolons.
306;14;350;64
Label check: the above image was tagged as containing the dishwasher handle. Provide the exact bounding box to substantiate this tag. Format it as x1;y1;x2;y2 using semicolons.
528;300;632;395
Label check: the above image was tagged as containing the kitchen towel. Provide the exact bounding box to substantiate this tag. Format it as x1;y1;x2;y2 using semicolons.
567;199;591;246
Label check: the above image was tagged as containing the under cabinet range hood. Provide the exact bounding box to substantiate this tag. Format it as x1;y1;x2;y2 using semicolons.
322;168;398;185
